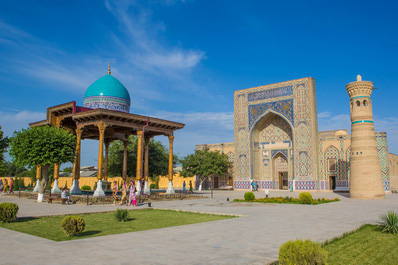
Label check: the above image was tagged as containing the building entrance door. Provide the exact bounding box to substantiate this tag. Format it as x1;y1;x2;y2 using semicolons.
213;177;219;189
329;176;336;190
279;172;289;189
228;176;233;186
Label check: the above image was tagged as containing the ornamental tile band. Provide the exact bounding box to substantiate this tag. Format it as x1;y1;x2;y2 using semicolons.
248;86;293;101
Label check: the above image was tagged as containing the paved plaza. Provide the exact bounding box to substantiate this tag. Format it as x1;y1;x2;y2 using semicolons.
1;191;398;265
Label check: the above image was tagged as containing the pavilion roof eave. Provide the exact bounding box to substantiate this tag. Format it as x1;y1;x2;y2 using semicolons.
73;108;184;127
72;108;185;133
29;120;49;127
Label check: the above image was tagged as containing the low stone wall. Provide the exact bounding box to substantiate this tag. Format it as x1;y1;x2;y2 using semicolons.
5;191;204;205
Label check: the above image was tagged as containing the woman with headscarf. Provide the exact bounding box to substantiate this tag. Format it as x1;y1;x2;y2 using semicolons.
127;180;135;206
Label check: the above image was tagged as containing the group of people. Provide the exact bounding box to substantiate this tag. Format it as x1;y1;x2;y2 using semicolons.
111;179;195;206
112;180;137;206
250;180;259;191
0;178;14;195
182;180;194;193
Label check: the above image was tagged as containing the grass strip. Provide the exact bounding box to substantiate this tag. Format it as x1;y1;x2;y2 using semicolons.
0;208;235;241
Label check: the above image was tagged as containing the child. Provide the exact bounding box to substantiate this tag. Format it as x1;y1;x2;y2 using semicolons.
112;181;118;205
131;191;137;206
119;181;127;206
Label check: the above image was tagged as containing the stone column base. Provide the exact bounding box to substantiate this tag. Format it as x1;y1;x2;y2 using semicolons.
136;180;142;196
143;181;151;195
70;179;82;194
166;181;175;194
33;179;40;192
93;180;105;197
51;179;61;193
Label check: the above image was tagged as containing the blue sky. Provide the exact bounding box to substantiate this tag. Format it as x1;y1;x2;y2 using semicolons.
0;0;397;168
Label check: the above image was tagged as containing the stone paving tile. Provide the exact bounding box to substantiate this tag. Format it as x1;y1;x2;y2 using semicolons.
1;191;398;265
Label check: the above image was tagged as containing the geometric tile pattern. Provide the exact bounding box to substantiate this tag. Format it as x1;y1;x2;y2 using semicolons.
248;85;293;101
248;99;294;129
295;181;316;190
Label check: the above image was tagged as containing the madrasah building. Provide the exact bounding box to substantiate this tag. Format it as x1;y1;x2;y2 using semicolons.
197;76;398;194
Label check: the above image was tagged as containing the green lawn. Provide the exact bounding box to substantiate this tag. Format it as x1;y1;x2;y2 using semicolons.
324;225;398;265
0;209;235;241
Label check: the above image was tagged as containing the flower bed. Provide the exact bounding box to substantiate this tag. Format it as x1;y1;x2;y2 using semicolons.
234;196;339;205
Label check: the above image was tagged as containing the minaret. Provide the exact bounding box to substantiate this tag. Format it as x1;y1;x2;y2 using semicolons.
346;75;384;199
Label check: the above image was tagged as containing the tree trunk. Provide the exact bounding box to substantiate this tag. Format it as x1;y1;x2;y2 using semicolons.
37;164;49;202
198;178;204;191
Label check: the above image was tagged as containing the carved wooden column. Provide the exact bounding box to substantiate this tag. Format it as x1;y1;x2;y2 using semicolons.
104;140;110;181
122;140;128;180
94;122;107;196
166;135;175;194
52;117;62;193
33;165;41;192
71;127;83;194
143;136;151;194
135;131;143;195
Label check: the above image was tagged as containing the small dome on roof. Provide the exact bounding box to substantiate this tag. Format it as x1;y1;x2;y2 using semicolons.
83;65;130;113
335;130;348;137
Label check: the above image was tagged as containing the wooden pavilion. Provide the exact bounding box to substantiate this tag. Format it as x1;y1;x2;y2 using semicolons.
30;101;185;196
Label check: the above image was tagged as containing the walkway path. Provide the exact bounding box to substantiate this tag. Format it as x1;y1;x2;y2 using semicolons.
1;191;398;265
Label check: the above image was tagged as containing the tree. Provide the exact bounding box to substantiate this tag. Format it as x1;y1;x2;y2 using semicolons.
9;126;76;201
62;166;73;173
108;135;178;180
180;148;229;190
0;125;9;175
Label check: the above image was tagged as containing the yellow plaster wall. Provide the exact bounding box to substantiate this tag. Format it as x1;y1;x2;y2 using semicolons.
2;174;196;190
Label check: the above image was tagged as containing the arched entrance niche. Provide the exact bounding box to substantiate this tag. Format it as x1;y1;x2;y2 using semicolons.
273;152;289;189
251;111;293;189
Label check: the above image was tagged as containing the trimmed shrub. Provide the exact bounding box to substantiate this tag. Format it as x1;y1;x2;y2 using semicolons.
299;192;313;204
279;239;327;265
81;185;91;191
0;203;19;223
378;211;398;234
244;192;255;201
115;209;128;222
150;184;156;189
61;216;85;236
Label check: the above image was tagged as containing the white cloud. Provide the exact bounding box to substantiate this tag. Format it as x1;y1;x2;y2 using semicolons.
105;0;205;73
0;1;208;110
151;111;234;156
144;49;205;69
317;112;331;118
0;110;46;137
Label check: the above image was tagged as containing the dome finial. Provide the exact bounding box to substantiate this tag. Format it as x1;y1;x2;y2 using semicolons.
108;63;111;75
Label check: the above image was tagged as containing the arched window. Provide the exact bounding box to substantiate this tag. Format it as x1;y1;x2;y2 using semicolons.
356;100;361;107
363;100;368;106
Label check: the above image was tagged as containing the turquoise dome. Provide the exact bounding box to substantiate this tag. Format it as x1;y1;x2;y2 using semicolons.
83;74;131;113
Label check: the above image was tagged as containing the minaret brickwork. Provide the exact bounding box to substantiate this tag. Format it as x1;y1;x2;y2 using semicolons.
346;75;384;199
